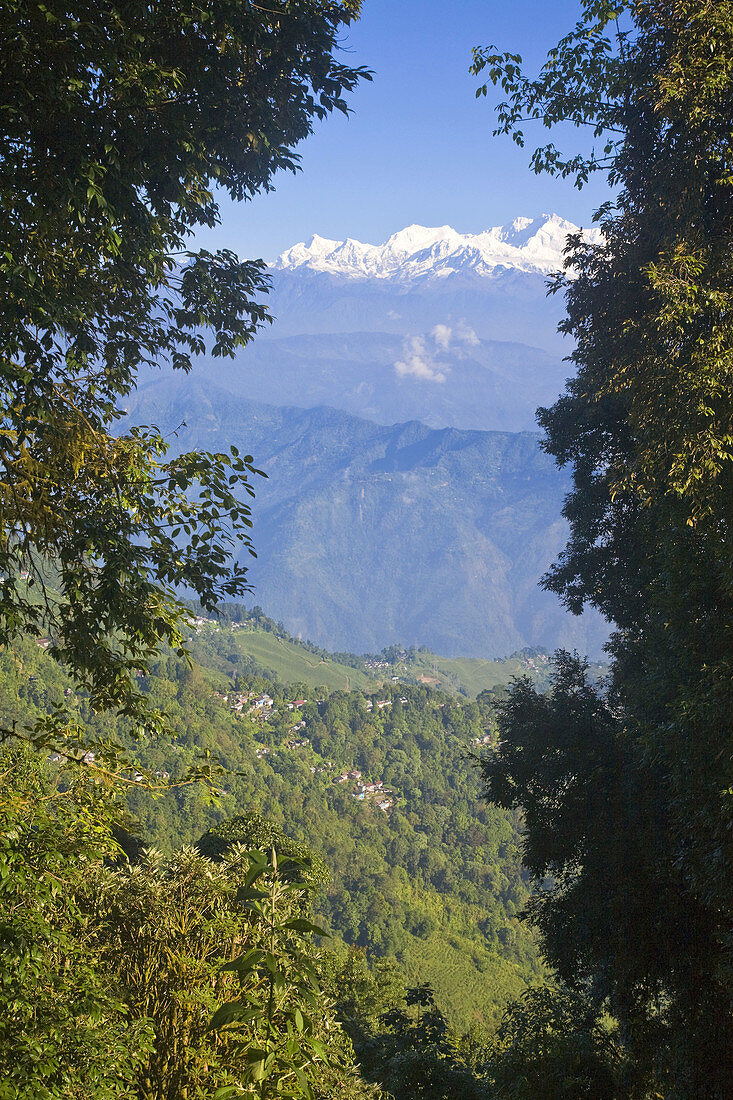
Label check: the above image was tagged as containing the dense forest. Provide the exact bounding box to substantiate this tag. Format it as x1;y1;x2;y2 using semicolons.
0;619;541;1033
0;616;554;1097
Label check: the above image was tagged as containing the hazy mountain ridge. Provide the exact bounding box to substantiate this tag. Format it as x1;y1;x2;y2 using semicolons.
190;329;570;432
127;379;607;659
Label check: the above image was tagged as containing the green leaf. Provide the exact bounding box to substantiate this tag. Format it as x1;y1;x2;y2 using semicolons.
282;919;329;937
220;948;265;974
209;1001;246;1030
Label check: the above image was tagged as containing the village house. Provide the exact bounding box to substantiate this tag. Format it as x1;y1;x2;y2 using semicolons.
252;694;274;709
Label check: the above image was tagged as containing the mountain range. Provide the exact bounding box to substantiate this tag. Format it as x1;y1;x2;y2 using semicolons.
189;214;597;432
127;379;607;659
130;214;608;658
272;214;595;281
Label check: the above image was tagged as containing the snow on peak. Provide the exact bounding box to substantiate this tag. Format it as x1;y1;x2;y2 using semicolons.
383;224;459;255
272;214;599;280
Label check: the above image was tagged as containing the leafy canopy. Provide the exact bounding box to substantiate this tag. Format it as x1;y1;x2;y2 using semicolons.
0;0;368;731
475;2;733;1095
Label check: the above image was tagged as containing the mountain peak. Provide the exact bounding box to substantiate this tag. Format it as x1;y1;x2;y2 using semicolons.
383;223;459;253
273;214;599;281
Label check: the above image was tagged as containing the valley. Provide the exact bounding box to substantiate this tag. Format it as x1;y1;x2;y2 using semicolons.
127;382;607;659
0;612;549;1033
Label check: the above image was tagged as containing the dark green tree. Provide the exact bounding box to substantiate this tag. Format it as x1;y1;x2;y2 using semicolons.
486;985;622;1100
354;984;491;1100
474;2;733;1094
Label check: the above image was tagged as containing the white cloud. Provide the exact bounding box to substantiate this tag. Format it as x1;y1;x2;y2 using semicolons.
455;319;479;346
394;335;448;384
431;323;452;350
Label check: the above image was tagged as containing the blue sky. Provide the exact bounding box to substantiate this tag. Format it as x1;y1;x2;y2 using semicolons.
196;0;611;261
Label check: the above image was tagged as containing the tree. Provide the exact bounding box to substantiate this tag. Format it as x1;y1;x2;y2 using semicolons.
208;846;376;1100
93;842;372;1100
0;745;154;1099
485;985;622;1100
0;781;379;1100
474;2;733;1094
0;0;368;736
352;983;492;1100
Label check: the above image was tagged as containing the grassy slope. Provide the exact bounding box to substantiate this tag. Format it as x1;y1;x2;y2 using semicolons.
405;650;554;697
227;631;556;698
195;625;376;692
189;616;556;699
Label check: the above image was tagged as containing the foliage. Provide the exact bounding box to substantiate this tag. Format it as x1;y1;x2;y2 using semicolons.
475;1;733;1094
0;622;546;1097
119;642;540;1030
91;842;372;1100
0;745;153;1099
197;814;330;887
210;848;347;1099
0;0;368;730
90;845;248;1100
0;6;383;1096
0;626;541;1034
351;983;492;1100
0;750;378;1100
473;1;630;187
486;985;622;1100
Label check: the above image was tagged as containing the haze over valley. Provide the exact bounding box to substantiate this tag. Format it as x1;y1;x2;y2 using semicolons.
136;214;607;658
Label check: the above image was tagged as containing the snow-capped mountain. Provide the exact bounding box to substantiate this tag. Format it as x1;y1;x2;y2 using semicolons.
262;213;587;352
132;214;608;657
177;212;595;434
274;214;598;281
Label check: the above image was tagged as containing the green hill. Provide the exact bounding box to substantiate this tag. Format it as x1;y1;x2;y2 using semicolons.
0;616;549;1034
189;617;376;692
374;646;556;698
182;605;576;700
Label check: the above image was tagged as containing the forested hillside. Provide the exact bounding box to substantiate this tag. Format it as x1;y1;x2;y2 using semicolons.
0;618;542;1033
